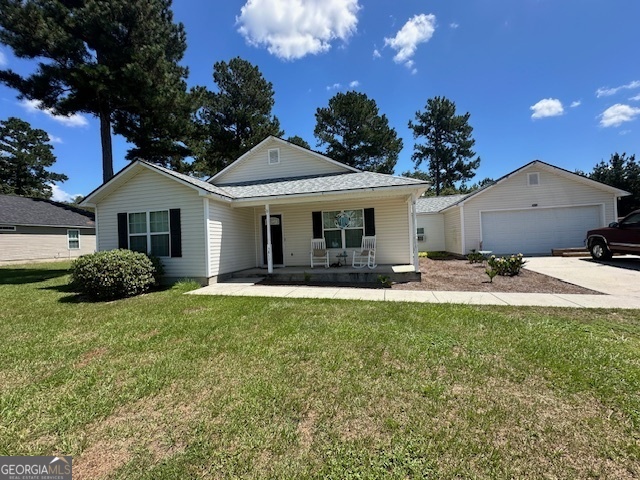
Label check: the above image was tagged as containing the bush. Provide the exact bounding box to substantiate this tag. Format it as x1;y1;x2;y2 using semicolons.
70;249;162;300
467;249;485;264
487;253;526;276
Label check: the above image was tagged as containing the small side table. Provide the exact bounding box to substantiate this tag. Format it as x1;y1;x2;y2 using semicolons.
336;253;349;267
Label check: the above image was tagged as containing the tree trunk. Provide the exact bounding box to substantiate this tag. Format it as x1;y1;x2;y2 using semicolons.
99;108;114;183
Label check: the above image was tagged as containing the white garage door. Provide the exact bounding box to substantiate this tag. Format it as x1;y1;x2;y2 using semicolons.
481;205;601;255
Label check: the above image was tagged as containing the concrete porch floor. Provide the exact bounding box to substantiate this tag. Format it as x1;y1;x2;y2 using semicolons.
232;264;420;284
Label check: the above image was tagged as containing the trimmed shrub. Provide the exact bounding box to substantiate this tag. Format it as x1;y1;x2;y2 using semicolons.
487;253;526;276
467;249;485;264
70;249;162;300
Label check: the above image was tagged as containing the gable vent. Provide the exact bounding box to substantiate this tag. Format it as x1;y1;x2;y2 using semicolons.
268;148;280;165
528;172;540;186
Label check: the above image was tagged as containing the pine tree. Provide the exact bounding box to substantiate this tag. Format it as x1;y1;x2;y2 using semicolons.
584;153;639;216
408;96;480;195
193;57;283;176
0;117;67;198
0;0;189;182
314;91;402;173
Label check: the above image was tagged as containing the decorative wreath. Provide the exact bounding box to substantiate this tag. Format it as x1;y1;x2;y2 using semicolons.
334;211;353;229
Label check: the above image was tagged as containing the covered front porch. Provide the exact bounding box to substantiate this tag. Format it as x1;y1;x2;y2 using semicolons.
231;264;420;285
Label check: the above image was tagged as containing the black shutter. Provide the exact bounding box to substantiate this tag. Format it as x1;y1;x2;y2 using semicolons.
170;208;182;257
117;213;128;249
364;208;375;236
312;211;322;238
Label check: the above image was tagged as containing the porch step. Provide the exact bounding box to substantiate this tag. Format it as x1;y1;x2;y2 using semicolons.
230;265;420;285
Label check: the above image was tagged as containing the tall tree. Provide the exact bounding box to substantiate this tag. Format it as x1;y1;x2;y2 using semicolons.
408;96;480;195
0;116;67;198
314;91;402;173
0;0;189;183
286;135;311;150
581;152;640;216
193;57;283;176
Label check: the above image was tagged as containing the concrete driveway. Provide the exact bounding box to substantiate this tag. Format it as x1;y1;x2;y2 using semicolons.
524;256;640;297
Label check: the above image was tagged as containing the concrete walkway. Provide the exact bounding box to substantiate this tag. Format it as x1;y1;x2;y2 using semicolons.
186;278;640;309
524;256;640;297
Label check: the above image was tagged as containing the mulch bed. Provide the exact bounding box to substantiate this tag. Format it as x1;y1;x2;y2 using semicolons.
392;256;600;294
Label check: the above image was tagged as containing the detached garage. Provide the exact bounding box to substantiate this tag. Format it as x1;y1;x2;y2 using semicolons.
416;161;629;256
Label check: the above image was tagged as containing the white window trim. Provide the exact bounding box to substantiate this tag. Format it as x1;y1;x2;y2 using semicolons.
322;209;365;250
0;225;16;232
527;172;540;186
128;210;171;258
268;148;280;165
417;227;425;242
67;229;80;250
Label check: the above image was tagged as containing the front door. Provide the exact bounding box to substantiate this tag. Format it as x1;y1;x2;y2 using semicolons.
262;214;284;266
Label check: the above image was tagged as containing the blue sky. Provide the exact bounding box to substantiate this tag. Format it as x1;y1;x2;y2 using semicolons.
1;0;639;200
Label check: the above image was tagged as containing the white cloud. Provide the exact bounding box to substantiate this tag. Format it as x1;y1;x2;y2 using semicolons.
570;100;581;108
326;83;341;91
236;0;360;60
530;98;564;119
373;48;381;59
596;80;640;98
0;51;6;67
449;22;459;29
619;130;631;136
48;134;63;144
349;80;360;88
599;104;640;127
630;94;640;101
20;99;89;127
50;184;82;203
384;14;436;70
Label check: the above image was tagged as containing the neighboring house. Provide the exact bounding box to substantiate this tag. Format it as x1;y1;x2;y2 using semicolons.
82;136;429;284
416;160;630;256
0;195;96;263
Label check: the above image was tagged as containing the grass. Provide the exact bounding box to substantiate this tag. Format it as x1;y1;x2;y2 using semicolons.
1;262;639;479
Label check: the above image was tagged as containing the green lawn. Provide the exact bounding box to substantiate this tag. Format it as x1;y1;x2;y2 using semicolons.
1;262;639;479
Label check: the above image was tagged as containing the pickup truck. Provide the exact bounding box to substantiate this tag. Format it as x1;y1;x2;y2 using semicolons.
585;209;640;260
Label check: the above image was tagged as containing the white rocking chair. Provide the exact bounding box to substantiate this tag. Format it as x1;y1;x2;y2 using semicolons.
310;238;329;268
352;235;377;269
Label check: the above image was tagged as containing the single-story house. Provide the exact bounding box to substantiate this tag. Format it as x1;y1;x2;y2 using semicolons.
0;194;96;263
416;160;630;255
81;137;429;284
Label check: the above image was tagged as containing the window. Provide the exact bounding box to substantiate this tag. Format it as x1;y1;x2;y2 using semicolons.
0;225;16;232
417;227;425;242
322;210;364;249
268;148;280;165
67;230;80;249
527;172;540;186
128;211;170;257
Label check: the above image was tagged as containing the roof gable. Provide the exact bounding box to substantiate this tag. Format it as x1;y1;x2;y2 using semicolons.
210;136;358;185
440;160;630;211
82;161;233;206
0;194;95;227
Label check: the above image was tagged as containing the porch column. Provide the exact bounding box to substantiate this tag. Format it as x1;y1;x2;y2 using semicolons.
265;204;273;274
411;195;419;272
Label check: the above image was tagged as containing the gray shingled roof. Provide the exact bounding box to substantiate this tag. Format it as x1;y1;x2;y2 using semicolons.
216;172;427;199
0;195;95;227
143;162;233;198
415;194;470;213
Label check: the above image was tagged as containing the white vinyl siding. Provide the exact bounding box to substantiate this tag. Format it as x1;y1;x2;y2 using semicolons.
214;140;350;184
0;226;95;262
443;208;462;255
462;165;616;254
416;213;446;252
208;201;255;277
481;205;601;255
251;196;411;267
95;168;206;279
